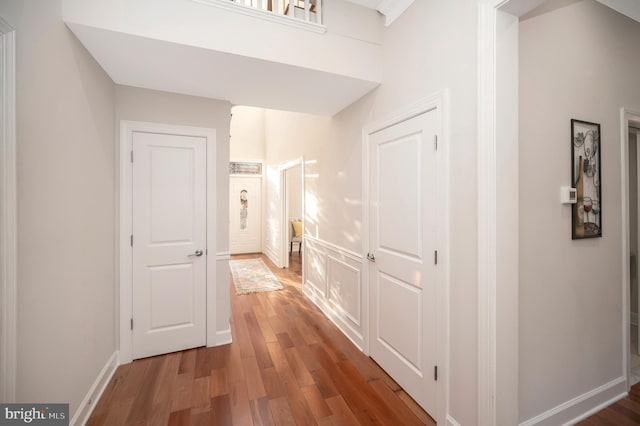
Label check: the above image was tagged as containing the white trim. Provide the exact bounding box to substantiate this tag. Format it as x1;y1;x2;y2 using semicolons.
216;329;232;345
70;351;119;426
446;415;462;426
303;236;365;350
361;90;450;425
621;108;640;391
191;0;326;33
478;1;545;424
519;376;627;426
119;121;218;363
306;234;362;261
216;252;230;260
477;3;498;423
0;17;16;403
279;157;305;272
377;0;415;27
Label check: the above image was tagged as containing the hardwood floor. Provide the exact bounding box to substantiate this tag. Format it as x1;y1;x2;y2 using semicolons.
88;253;433;425
578;382;640;425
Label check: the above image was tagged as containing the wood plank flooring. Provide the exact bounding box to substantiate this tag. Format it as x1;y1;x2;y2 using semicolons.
88;253;434;425
578;382;640;425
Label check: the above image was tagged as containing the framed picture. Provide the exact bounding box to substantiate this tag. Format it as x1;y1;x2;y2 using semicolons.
571;119;602;239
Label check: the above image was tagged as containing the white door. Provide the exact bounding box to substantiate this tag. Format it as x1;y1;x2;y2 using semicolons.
368;110;438;415
230;176;262;254
132;131;207;360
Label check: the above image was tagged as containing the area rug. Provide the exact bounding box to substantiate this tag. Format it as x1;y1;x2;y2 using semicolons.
229;258;284;295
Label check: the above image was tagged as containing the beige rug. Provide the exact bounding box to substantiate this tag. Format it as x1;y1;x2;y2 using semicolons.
229;258;284;295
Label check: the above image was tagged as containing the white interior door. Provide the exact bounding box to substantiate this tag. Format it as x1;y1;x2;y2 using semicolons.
368;110;438;415
132;131;207;360
230;176;262;254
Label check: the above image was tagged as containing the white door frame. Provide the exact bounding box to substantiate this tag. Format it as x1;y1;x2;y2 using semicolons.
0;16;16;403
279;158;305;270
361;90;450;425
119;121;217;363
620;108;640;390
477;1;550;424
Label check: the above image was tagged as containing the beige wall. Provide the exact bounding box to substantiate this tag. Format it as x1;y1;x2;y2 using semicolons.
115;85;232;337
230;106;265;162
519;0;640;421
260;0;479;423
0;0;116;415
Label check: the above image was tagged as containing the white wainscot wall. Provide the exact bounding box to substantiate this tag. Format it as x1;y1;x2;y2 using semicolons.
303;236;365;350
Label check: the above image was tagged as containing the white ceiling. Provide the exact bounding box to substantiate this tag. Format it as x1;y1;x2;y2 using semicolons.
343;0;416;26
595;0;640;23
67;23;380;116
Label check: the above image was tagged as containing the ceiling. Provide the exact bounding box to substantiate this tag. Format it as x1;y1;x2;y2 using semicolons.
343;0;416;26
67;23;380;116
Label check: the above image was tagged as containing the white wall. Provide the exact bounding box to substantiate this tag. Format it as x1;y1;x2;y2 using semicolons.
230;106;265;162
286;164;303;220
62;0;383;84
519;0;640;422
260;0;479;423
115;85;232;341
0;0;116;415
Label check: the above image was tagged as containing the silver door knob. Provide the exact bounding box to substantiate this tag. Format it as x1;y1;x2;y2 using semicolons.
188;250;204;257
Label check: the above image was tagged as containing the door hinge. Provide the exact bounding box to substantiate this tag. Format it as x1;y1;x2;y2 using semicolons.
434;250;438;265
130;150;134;163
130;235;133;247
434;135;438;151
434;365;438;381
130;318;133;330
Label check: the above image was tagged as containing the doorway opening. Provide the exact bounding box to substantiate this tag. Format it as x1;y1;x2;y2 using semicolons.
280;159;305;287
626;113;640;386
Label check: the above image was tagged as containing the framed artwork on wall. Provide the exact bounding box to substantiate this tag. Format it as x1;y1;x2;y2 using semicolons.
571;119;602;239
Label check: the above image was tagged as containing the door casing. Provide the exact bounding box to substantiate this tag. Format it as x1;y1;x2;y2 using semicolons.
119;121;217;364
362;90;450;425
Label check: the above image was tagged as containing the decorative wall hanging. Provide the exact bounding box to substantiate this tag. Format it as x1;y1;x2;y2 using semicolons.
571;119;601;239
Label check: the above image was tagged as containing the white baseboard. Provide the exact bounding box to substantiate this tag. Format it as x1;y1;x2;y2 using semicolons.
216;328;232;346
446;415;461;426
70;351;119;426
519;376;626;426
264;245;279;269
632;311;638;326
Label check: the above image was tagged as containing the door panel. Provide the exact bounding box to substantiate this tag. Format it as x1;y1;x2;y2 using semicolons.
132;131;207;360
230;176;262;254
369;110;438;415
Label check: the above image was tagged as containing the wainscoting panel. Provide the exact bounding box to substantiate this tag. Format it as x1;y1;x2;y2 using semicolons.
303;236;364;350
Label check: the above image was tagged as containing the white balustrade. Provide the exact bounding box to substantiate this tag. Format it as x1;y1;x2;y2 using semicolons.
227;0;320;24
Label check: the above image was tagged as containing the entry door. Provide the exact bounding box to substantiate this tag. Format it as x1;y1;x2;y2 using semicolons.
132;131;207;360
229;176;262;254
368;110;438;415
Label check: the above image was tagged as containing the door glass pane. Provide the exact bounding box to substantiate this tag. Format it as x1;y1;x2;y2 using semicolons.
240;189;248;230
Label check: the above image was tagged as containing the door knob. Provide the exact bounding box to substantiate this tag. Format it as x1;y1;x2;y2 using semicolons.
188;250;204;257
367;252;376;262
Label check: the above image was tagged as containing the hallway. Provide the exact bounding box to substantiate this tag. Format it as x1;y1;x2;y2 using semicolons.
87;253;433;425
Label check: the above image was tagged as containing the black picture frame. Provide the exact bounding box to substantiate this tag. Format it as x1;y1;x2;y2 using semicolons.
571;119;602;239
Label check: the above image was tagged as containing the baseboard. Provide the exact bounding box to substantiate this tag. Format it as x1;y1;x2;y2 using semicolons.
70;351;119;426
632;311;638;326
264;245;279;269
446;415;461;426
216;328;232;346
519;376;626;426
